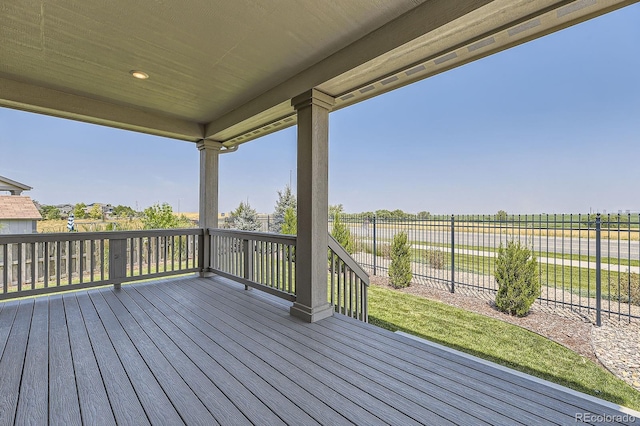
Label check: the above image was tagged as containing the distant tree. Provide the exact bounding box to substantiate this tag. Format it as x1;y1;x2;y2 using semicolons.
375;209;392;220
496;210;508;221
281;206;297;235
331;212;353;253
113;205;137;218
88;204;103;220
270;185;296;233
229;201;261;231
141;203;190;229
391;209;406;219
417;211;431;219
40;205;61;220
329;204;344;219
73;203;87;219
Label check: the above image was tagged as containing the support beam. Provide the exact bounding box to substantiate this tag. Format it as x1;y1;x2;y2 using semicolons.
197;140;223;276
290;89;335;323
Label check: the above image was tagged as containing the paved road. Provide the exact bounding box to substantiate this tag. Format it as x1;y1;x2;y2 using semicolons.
346;225;640;261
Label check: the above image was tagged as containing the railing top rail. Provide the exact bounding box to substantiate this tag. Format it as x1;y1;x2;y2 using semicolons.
0;228;203;244
328;235;369;286
208;228;296;245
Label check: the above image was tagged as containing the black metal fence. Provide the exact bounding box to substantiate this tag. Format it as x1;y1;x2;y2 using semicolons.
330;213;640;323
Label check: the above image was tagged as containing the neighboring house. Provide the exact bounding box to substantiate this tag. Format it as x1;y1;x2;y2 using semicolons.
0;176;42;234
55;204;75;218
0;196;42;234
0;175;32;195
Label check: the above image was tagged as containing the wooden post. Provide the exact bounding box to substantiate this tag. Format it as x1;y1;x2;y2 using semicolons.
109;239;127;289
197;140;223;276
290;89;335;322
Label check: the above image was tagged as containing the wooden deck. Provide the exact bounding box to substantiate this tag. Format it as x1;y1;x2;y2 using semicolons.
0;276;637;425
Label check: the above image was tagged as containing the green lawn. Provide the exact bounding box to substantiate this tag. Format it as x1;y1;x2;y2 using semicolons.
409;248;636;301
367;284;640;410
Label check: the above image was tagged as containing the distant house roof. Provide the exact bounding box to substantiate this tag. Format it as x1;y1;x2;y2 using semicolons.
0;175;33;195
0;196;42;220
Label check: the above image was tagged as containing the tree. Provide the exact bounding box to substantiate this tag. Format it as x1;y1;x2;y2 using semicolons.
329;204;344;219
281;206;297;235
40;205;61;220
141;203;190;229
331;212;353;253
270;185;296;233
417;211;431;219
113;205;137;218
496;210;508;221
73;203;87;219
389;232;412;288
494;240;539;316
88;204;103;220
230;201;261;231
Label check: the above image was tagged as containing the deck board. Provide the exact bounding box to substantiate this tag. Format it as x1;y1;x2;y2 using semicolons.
98;289;219;425
148;282;390;426
142;282;322;425
0;300;33;425
88;290;185;425
0;275;638;425
112;286;248;425
125;285;285;426
187;279;497;425
63;294;116;425
48;295;82;425
75;292;150;426
134;283;389;426
15;298;49;426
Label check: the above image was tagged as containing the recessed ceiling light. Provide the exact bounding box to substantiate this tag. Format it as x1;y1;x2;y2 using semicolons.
130;70;149;80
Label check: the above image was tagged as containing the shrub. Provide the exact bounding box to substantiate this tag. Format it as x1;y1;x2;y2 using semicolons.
331;213;353;253
425;249;445;269
494;240;539;316
609;272;640;306
389;232;412;288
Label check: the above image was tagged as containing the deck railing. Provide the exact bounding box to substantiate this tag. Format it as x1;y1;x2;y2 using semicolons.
328;235;369;321
209;229;297;301
0;228;369;321
208;229;369;321
0;229;202;300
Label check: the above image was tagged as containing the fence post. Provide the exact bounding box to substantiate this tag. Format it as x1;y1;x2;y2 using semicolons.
372;214;377;276
595;214;601;326
450;214;455;293
243;238;253;290
109;238;127;289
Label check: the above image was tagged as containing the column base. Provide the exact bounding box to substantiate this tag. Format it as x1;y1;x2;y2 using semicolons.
290;302;334;323
199;271;215;278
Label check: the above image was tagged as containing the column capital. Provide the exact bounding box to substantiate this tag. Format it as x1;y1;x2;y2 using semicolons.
196;140;225;152
291;89;335;111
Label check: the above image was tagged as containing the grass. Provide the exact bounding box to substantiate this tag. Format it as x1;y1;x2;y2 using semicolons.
405;247;637;301
367;284;640;410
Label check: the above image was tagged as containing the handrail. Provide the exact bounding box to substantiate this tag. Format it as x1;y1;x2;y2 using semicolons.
0;228;202;244
328;235;370;286
208;228;296;245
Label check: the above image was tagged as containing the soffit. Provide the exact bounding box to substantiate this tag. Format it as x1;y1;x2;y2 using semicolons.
0;0;637;144
0;0;425;139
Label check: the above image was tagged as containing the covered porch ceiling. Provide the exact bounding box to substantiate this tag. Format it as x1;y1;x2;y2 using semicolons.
1;0;637;146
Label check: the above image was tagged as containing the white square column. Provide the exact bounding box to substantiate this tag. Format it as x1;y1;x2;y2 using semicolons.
197;140;223;276
290;89;335;323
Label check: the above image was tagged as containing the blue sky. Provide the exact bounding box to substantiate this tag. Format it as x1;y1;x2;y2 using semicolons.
1;4;639;215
